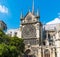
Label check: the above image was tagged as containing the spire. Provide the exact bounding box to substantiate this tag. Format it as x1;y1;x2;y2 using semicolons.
32;0;34;14
45;31;49;46
37;9;39;16
20;11;23;19
37;10;39;16
36;9;40;18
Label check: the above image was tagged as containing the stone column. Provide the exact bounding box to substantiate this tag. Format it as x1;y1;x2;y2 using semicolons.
49;49;51;57
56;47;60;57
45;31;49;46
38;47;41;57
53;48;55;57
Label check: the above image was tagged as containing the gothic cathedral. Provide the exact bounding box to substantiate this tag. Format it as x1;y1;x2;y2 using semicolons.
20;0;57;57
20;8;42;57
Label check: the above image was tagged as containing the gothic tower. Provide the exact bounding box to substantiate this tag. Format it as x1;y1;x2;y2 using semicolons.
20;0;42;56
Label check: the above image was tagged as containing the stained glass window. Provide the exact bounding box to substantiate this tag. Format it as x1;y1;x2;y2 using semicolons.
22;24;36;38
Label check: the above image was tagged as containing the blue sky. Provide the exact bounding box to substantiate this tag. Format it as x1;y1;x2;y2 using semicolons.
0;0;60;29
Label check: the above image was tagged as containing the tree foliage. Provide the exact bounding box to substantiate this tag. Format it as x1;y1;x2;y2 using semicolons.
0;29;25;57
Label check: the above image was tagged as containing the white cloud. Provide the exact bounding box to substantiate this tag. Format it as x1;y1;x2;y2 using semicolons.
0;5;8;13
46;18;60;24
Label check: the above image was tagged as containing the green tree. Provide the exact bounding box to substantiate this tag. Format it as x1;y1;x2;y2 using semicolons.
0;29;25;57
0;29;5;37
8;45;18;57
0;43;9;57
10;36;25;56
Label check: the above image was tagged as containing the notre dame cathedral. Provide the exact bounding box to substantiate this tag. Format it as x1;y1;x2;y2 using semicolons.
19;0;59;57
6;0;60;57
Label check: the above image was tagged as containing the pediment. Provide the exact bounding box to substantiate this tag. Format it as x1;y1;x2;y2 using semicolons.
25;12;35;19
23;12;38;23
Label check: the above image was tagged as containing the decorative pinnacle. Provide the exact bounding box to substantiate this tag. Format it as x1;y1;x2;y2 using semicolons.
46;31;48;39
37;9;39;16
20;12;23;19
45;31;49;46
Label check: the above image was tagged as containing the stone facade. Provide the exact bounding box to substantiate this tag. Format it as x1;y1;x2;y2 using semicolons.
20;10;56;57
0;21;7;30
6;1;60;57
6;7;58;57
20;11;42;57
6;29;21;38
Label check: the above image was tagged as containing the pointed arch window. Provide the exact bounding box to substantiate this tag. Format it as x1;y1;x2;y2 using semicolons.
44;49;50;57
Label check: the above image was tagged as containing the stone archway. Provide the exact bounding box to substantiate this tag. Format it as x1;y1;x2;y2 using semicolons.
23;49;35;57
44;49;50;57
